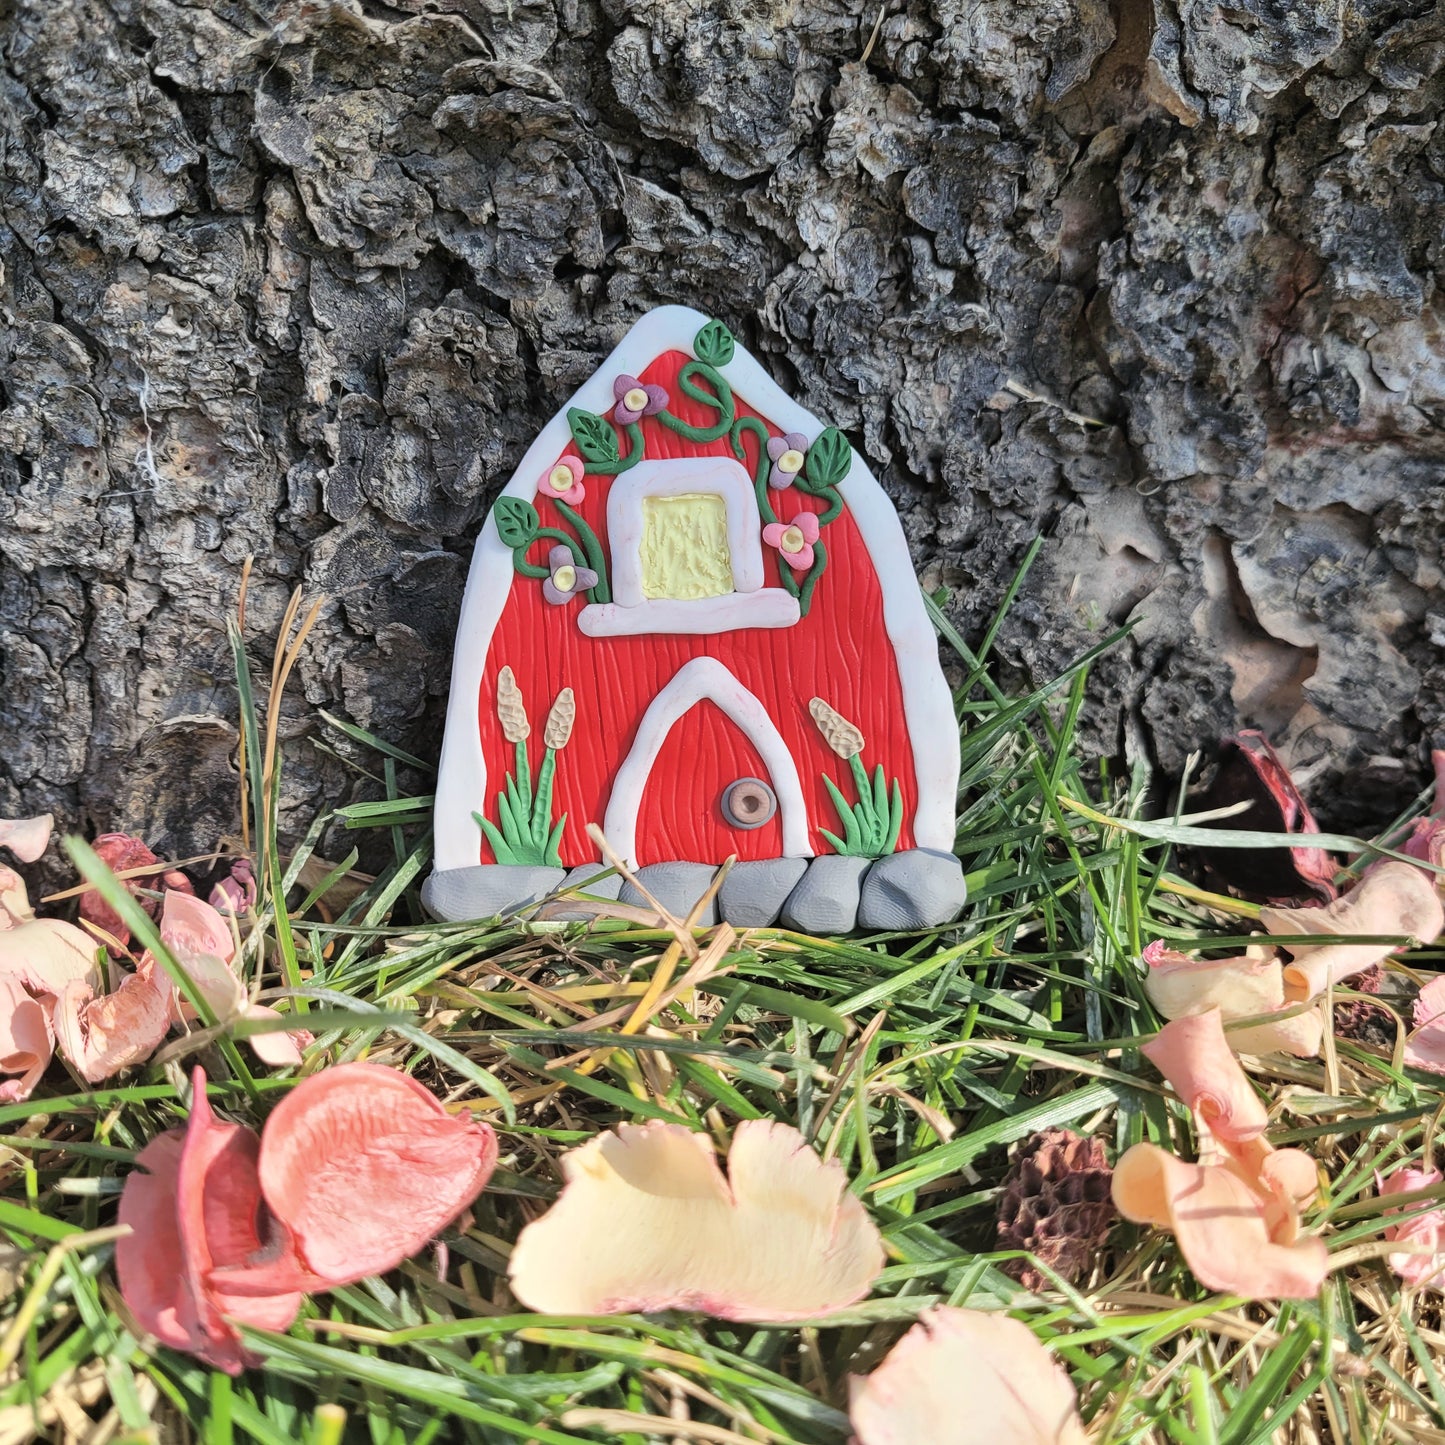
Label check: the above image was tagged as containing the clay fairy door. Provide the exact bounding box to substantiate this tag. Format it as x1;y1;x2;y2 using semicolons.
426;308;966;933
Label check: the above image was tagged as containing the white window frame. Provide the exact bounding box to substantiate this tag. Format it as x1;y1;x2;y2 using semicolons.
577;458;800;637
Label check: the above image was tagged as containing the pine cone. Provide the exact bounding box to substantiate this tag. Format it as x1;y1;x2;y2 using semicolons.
996;1128;1114;1292
1334;964;1396;1047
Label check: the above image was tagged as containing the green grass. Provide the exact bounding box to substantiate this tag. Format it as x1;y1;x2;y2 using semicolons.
8;552;1445;1443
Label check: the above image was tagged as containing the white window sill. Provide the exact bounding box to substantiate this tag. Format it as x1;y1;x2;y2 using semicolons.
577;591;801;637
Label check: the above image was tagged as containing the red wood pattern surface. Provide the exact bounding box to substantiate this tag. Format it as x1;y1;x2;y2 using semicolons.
476;349;919;867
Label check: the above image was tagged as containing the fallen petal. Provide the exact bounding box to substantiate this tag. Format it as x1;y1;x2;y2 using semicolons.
0;815;52;864
848;1306;1086;1445
1263;863;1445;1000
0;973;52;1101
81;835;195;946
160;890;236;965
252;1063;497;1288
1112;1143;1329;1299
243;1005;310;1067
52;967;170;1083
116;1131;208;1359
1379;1165;1445;1288
178;1071;302;1360
507;1119;883;1321
1407;976;1445;1074
1141;1010;1268;1147
0;870;100;1001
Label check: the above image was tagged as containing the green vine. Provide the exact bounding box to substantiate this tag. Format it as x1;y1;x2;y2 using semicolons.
554;499;610;604
657;361;735;443
495;497;606;602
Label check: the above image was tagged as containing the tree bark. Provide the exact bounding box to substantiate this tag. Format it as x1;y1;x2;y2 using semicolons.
3;0;1443;873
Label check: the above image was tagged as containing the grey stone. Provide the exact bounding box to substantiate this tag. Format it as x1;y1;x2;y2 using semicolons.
779;855;871;934
857;849;968;931
539;865;625;920
421;865;565;922
718;857;809;928
619;862;721;924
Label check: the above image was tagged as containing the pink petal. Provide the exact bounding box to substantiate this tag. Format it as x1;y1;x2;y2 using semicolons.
0;914;100;1002
0;815;52;864
116;1131;209;1358
160;891;236;966
848;1307;1086;1445
243;1005;309;1067
795;511;820;543
0;866;31;929
782;544;814;570
1141;1009;1268;1147
1378;1165;1445;1287
0;973;52;1101
52;967;170;1084
508;1120;883;1321
81;835;195;946
253;1063;497;1288
762;522;786;547
1263;862;1445;1000
178;1071;302;1367
1112;1143;1329;1299
1406;976;1445;1073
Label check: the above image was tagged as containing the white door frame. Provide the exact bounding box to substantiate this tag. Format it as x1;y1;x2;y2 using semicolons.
601;657;814;865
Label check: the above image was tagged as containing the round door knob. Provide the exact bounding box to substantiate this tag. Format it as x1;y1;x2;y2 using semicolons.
722;777;777;829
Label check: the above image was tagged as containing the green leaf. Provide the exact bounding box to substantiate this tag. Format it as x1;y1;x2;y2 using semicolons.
804;426;852;489
495;496;540;548
693;317;735;367
567;407;620;465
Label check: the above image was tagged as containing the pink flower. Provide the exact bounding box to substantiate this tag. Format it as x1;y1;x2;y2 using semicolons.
762;511;820;571
766;432;809;491
80;833;194;947
539;453;586;507
116;1063;498;1373
1378;1166;1445;1288
612;374;668;425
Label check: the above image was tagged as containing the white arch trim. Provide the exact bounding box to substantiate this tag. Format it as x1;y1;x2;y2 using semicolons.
434;306;960;870
602;658;814;865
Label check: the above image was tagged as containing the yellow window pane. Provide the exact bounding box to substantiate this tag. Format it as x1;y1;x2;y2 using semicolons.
640;493;733;600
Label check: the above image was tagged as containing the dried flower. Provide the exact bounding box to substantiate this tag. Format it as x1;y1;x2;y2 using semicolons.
1113;1010;1328;1299
997;1128;1115;1291
117;1063;498;1373
766;432;809;491
543;688;576;750
208;857;256;915
1195;731;1338;903
79;833;194;946
0;814;53;864
496;666;530;743
763;511;820;571
1334;963;1395;1046
849;1307;1087;1445
612;373;668;425
508;1120;883;1321
809;697;864;759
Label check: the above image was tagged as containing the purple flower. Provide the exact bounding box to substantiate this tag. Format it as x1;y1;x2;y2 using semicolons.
766;432;809;490
613;374;668;426
542;544;598;605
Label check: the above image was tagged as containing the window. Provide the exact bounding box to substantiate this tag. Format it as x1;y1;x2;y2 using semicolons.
578;459;800;637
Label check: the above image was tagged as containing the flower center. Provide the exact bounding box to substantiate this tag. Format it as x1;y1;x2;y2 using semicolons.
553;564;577;592
623;387;649;413
779;448;805;473
548;465;573;491
780;525;806;553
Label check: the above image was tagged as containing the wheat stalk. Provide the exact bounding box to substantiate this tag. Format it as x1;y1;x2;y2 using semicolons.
809;697;864;758
544;688;576;750
497;666;530;742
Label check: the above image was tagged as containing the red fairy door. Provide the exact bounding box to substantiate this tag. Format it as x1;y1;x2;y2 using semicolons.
619;660;806;866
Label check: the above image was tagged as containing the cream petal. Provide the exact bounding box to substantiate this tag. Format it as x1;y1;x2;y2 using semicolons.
0;974;52;1100
1112;1143;1328;1299
1264;863;1445;999
242;1005;309;1067
507;1119;884;1322
1144;948;1285;1022
1227;1008;1324;1059
0;916;101;1002
0;815;52;864
848;1307;1087;1445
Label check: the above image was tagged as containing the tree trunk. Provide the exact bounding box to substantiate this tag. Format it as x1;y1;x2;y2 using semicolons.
3;0;1443;874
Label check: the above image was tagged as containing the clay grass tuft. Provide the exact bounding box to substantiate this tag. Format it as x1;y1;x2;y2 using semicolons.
6;547;1445;1443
